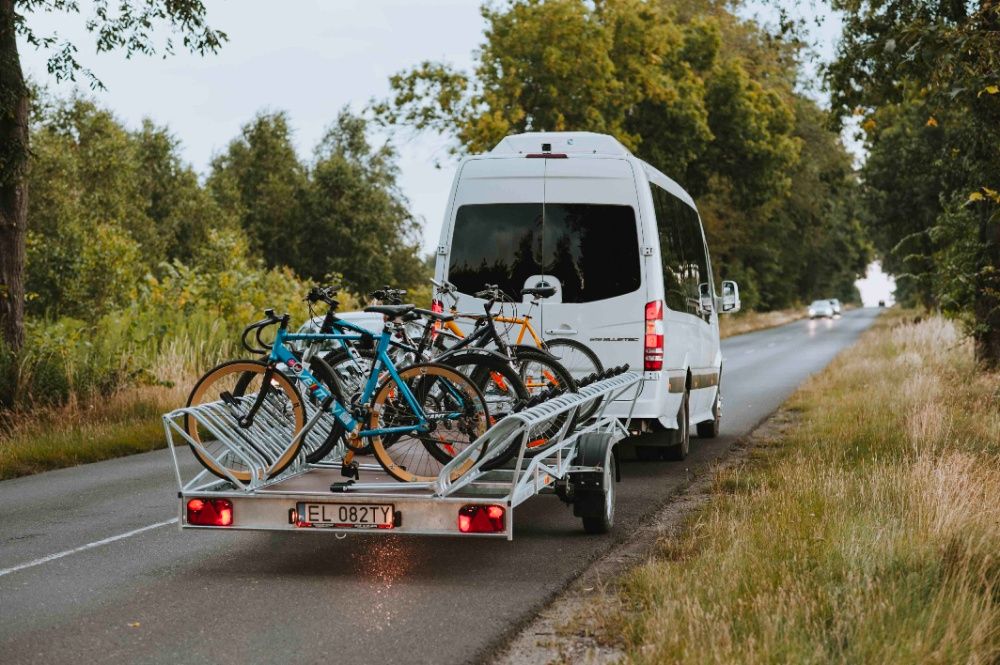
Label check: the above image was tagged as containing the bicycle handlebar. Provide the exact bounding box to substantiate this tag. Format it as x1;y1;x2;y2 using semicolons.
370;286;407;305
305;285;339;308
241;309;288;355
474;284;505;301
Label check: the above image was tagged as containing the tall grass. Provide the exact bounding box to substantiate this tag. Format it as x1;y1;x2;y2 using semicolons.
607;311;1000;663
0;260;362;479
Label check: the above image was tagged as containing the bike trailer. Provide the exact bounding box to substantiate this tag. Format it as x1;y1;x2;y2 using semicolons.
164;371;642;539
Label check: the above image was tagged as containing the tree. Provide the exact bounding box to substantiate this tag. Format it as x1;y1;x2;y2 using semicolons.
828;0;1000;368
25;95;227;318
374;0;866;310
304;109;423;294
0;0;225;352
206;111;309;272
208;109;424;296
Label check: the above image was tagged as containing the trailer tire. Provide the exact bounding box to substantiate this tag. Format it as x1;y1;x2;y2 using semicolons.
572;433;618;534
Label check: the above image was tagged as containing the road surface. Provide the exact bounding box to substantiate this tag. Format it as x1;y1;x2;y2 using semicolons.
0;308;878;664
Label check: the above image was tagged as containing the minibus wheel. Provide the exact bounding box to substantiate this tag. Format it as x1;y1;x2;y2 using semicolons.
696;385;721;439
662;391;690;461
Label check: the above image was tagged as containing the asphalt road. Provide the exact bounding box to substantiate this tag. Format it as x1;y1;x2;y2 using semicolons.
0;308;878;665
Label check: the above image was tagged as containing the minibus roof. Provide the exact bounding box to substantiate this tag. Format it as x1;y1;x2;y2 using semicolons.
484;131;696;210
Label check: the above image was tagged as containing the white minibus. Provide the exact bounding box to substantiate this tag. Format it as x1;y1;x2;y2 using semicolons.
434;132;741;460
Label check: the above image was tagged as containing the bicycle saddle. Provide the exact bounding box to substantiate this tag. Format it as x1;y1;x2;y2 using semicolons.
413;307;455;323
522;285;557;298
365;304;416;320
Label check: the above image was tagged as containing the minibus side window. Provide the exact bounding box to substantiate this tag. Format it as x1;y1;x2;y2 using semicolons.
652;184;710;318
651;185;687;312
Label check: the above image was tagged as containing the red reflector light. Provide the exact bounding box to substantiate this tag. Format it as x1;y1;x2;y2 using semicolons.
525;153;568;158
644;300;664;371
187;498;233;526
431;299;444;313
457;505;506;533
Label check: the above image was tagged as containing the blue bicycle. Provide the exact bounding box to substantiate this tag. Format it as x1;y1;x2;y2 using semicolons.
185;295;491;484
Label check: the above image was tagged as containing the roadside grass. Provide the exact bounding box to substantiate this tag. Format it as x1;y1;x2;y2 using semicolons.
600;311;1000;663
0;384;184;480
719;307;805;338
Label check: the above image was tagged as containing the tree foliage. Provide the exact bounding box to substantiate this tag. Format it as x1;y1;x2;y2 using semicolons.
374;0;869;310
1;0;227;352
208;108;423;296
828;0;1000;367
24;96;427;321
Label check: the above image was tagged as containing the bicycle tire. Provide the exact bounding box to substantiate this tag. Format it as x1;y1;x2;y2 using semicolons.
543;338;604;421
301;356;349;463
232;355;347;464
368;362;490;482
437;350;530;425
185;359;305;484
508;346;579;459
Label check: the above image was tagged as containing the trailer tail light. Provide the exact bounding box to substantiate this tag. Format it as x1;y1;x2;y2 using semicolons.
458;505;506;533
525;153;568;159
644;300;664;371
187;498;233;527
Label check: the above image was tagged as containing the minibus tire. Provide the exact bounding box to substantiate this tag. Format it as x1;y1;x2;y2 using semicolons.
662;391;690;461
696;384;721;439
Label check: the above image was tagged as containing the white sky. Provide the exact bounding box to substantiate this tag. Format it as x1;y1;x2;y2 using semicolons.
18;0;891;302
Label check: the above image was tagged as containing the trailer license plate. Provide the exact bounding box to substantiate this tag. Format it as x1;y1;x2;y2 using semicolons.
296;502;394;529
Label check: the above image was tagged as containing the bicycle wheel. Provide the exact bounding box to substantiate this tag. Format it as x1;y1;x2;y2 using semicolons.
185;360;305;484
368;363;490;482
323;347;374;399
438;350;529;424
510;346;579;458
232;355;347;465
544;338;604;421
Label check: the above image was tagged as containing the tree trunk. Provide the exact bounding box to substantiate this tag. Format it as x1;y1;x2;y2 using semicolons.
974;201;1000;370
0;0;28;354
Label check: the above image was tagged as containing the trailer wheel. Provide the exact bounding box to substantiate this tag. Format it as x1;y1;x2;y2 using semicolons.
581;454;616;534
573;433;618;534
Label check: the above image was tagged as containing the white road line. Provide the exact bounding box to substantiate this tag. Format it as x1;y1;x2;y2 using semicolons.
0;518;177;579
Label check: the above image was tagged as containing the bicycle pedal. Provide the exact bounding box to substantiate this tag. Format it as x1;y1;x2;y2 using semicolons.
340;461;360;480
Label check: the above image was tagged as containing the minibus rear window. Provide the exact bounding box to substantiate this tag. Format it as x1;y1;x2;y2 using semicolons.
449;203;641;303
449;203;544;297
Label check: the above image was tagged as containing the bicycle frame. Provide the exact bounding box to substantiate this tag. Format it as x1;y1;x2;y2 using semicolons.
271;319;459;439
443;298;545;348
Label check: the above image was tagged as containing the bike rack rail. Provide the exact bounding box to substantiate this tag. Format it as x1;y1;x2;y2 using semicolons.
164;371;643;539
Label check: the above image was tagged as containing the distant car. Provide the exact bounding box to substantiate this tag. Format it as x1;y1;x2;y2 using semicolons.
878;299;886;308
808;300;835;319
828;298;842;315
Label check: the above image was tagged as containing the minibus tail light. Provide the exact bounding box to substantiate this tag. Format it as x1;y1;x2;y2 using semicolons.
644;300;664;371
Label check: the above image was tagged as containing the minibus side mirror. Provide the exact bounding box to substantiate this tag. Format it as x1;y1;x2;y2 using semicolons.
720;280;741;313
